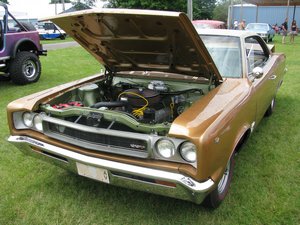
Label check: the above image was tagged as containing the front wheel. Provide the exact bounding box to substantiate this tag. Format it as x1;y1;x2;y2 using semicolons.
60;34;66;40
265;97;276;117
9;52;41;85
203;153;235;208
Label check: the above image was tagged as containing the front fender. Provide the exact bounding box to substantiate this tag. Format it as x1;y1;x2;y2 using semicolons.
170;79;256;181
12;38;40;58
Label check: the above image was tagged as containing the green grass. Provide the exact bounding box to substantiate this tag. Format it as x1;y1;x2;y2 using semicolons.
40;36;74;45
0;36;299;225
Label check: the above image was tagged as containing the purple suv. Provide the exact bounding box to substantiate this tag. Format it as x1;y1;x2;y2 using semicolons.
0;3;46;84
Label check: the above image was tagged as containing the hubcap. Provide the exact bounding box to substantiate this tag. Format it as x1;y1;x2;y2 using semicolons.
217;160;231;194
271;98;275;109
22;60;37;78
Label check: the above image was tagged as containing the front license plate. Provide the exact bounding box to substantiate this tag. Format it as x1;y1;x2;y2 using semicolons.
76;162;110;184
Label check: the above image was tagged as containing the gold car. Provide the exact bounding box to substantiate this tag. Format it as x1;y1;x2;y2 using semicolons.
7;9;286;208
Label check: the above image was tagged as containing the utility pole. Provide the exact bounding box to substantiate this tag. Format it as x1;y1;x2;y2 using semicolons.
286;0;290;20
62;0;65;11
55;0;57;15
240;0;243;22
187;0;193;20
227;0;233;29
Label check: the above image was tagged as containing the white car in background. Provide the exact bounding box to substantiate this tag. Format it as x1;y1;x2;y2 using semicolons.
245;23;275;43
37;21;67;40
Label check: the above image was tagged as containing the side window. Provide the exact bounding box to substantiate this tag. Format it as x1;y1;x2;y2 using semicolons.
245;36;269;74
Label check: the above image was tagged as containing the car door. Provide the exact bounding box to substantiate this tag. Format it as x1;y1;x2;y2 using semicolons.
245;36;278;123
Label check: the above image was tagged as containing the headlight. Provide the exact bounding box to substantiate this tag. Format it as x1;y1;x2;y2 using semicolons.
156;139;175;158
33;114;43;132
180;142;197;163
22;112;34;127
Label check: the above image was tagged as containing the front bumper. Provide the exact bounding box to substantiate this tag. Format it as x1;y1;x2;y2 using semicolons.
8;135;214;204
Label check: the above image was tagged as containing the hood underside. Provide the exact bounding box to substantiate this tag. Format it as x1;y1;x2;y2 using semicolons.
45;9;222;81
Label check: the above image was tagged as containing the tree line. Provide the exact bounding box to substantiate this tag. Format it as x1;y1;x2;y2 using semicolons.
0;0;237;21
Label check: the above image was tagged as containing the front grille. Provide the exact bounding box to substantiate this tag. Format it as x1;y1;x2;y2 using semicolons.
41;117;150;158
47;123;147;152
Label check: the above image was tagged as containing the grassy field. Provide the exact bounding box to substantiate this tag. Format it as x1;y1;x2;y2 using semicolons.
0;35;299;225
40;36;74;45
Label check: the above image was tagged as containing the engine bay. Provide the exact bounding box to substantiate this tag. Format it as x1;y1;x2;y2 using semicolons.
40;75;211;135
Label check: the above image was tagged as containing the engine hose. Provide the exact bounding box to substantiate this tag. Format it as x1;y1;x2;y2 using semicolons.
90;101;128;109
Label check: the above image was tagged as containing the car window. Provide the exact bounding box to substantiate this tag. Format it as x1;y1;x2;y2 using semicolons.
245;36;269;74
200;35;242;78
246;23;268;30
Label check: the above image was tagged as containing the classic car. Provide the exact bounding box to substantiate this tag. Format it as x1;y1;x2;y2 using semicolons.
7;9;285;208
245;23;276;43
192;20;226;29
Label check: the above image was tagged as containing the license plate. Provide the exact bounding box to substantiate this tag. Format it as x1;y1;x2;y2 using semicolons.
76;162;110;184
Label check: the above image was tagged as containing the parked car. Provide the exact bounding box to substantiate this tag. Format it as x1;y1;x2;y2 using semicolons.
245;23;275;42
0;3;46;84
192;20;226;29
37;21;67;40
7;9;286;208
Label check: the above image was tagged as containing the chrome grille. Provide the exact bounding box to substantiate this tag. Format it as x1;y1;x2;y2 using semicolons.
42;115;151;158
48;123;147;151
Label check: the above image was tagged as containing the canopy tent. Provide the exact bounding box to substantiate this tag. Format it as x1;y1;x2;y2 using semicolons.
245;0;300;6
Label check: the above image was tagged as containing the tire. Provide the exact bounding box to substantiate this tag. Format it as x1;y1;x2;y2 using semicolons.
203;153;235;208
265;97;276;117
60;34;66;40
9;52;41;85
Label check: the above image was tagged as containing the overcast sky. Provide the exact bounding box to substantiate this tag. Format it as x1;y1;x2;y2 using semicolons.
6;0;105;19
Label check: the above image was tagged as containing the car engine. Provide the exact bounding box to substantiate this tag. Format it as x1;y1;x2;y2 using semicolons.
42;76;207;135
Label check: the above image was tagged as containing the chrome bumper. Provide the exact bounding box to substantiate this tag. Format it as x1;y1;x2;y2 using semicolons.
8;135;215;204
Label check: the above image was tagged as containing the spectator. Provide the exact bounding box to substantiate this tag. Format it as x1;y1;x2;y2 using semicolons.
233;20;238;30
290;20;297;44
273;23;279;34
281;18;288;44
239;19;246;30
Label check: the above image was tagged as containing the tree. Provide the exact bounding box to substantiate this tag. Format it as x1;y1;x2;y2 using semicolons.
0;0;9;4
50;0;71;4
50;0;71;14
193;0;216;20
50;0;95;12
213;0;240;23
72;0;96;10
103;0;187;12
102;0;216;19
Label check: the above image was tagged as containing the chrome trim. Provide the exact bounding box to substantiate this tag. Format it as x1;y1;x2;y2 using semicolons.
0;56;10;61
41;114;197;167
8;135;214;203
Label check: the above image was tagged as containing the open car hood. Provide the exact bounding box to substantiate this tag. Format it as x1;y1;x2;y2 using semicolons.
45;9;222;82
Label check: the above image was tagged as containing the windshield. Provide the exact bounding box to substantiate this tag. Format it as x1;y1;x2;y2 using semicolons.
246;23;268;31
200;35;242;78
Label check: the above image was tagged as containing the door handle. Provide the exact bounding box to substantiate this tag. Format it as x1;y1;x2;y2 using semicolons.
269;75;277;80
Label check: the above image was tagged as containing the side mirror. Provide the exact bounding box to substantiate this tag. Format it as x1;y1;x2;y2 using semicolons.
252;67;263;78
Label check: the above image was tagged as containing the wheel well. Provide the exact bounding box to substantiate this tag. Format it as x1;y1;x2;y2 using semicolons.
234;129;251;153
14;40;38;57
